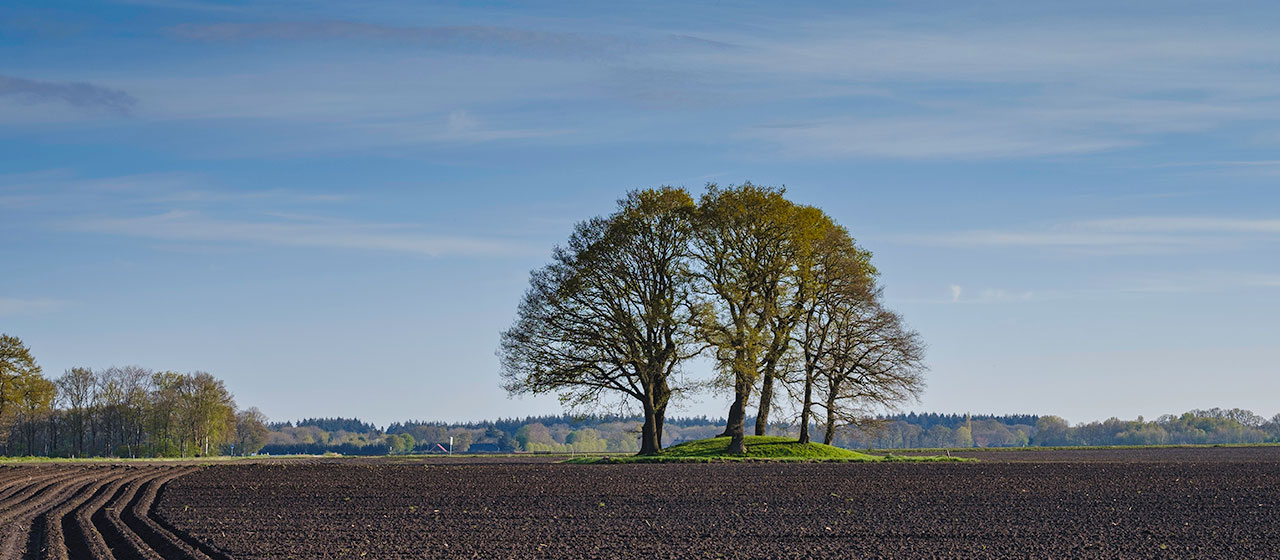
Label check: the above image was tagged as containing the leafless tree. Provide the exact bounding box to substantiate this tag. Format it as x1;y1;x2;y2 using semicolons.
816;296;927;445
56;367;95;457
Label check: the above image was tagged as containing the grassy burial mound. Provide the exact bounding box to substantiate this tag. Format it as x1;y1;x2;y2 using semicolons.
568;436;967;463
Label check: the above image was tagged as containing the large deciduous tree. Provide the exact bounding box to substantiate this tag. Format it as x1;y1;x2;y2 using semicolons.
691;183;798;454
751;205;852;437
793;224;876;443
500;183;926;455
500;188;701;455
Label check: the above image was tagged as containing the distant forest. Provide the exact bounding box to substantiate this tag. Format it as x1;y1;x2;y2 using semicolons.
7;334;1278;459
260;408;1280;455
0;335;269;458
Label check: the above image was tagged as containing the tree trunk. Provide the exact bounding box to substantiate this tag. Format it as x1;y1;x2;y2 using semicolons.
823;389;838;445
798;373;814;444
754;368;775;436
655;396;668;450
76;412;84;458
725;373;751;455
639;400;661;456
48;415;57;457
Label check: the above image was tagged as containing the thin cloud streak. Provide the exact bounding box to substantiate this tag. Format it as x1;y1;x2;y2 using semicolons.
19;13;1274;159
899;216;1280;253
0;74;137;113
741;117;1135;159
168;21;621;58
71;211;529;257
893;286;1039;305
1083;217;1280;234
1118;271;1280;294
1152;160;1280;168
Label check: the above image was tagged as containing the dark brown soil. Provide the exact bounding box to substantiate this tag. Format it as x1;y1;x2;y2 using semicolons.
897;445;1280;463
0;464;221;559
153;447;1280;559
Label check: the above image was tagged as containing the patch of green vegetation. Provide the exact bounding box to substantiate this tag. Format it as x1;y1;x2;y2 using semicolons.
882;442;1280;454
566;436;970;464
664;435;875;459
0;455;266;465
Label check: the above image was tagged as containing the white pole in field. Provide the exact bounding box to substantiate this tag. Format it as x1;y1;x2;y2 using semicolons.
449;436;454;455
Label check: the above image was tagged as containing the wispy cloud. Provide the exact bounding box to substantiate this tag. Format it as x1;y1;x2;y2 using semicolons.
1082;217;1280;234
1119;271;1280;294
168;21;616;57
701;21;1280;95
701;19;1280;159
356;109;571;144
69;211;528;257
1;170;354;210
0;74;136;113
741;116;1134;159
896;285;1036;305
1152;160;1280;168
977;289;1034;303
0;297;68;316
739;94;1248;159
902;216;1280;254
14;9;1280;160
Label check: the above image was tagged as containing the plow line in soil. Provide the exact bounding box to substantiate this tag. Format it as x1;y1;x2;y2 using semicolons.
0;468;87;507
0;465;222;560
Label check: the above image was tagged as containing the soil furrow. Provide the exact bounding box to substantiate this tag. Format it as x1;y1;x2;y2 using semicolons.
0;469;82;507
120;468;218;560
144;469;234;560
64;468;159;560
0;469;103;526
0;473;104;560
0;467;65;493
96;474;166;560
29;470;123;560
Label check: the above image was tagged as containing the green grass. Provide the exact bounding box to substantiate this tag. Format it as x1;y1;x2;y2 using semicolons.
0;454;310;465
566;436;970;464
664;435;876;459
880;442;1280;454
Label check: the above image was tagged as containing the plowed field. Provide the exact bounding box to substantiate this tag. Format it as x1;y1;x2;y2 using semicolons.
144;446;1278;559
0;463;227;559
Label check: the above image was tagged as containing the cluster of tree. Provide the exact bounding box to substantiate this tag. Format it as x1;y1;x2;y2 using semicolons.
500;184;927;455
1034;408;1280;447
0;334;268;458
259;414;741;455
823;409;1280;449
255;408;1280;455
840;415;1036;449
269;417;378;433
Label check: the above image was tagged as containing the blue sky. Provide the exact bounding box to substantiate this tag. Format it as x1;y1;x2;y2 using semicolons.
3;0;1278;427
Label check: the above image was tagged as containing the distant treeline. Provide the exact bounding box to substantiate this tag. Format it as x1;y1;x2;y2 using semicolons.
269;417;377;433
0;334;269;458
259;408;1280;455
262;414;728;455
